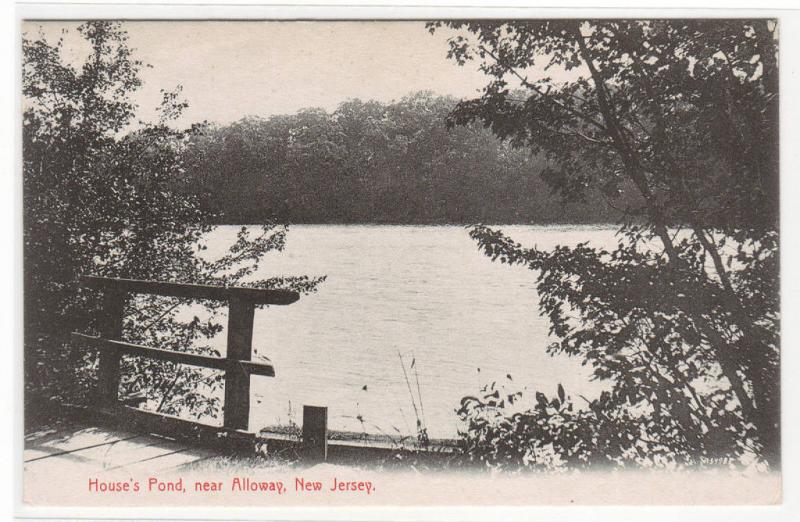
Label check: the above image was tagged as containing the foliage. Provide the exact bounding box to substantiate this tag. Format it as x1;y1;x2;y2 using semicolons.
177;92;636;225
459;226;777;470
22;22;323;424
457;383;648;470
430;20;780;468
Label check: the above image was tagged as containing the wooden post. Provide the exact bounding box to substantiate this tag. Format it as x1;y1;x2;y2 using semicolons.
97;289;126;408
302;405;328;462
223;297;255;431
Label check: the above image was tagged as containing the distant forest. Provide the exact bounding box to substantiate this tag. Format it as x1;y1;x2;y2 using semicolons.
176;92;639;225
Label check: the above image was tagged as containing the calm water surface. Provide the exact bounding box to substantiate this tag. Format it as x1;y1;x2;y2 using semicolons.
204;225;615;438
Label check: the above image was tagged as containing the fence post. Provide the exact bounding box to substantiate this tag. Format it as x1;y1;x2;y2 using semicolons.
302;405;328;462
97;289;126;408
223;297;255;430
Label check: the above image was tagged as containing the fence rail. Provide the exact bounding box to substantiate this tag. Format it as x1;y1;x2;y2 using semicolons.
82;275;300;305
71;333;275;376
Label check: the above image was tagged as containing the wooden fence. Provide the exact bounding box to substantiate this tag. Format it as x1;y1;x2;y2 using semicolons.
71;275;457;464
72;275;298;435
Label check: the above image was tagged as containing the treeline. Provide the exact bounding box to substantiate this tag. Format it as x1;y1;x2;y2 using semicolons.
178;92;636;224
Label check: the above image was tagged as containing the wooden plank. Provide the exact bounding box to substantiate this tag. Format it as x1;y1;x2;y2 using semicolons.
21;448;53;462
71;333;275;377
92;437;191;472
24;428;214;475
97;289;126;407
325;441;457;466
120;446;215;474
25;434;167;470
96;405;256;454
74;333;224;370
223;298;255;431
83;275;299;305
24;426;141;461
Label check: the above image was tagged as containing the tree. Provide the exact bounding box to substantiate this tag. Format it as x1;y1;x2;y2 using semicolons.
179;92;627;225
430;20;779;467
22;21;323;426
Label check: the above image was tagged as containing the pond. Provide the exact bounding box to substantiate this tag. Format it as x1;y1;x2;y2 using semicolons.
203;225;616;439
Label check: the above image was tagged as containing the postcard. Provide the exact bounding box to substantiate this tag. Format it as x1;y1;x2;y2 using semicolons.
18;12;785;516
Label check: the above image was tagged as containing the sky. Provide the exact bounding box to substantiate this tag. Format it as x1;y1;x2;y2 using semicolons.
23;21;493;127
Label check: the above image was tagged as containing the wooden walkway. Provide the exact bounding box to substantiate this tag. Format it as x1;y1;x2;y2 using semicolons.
24;421;217;476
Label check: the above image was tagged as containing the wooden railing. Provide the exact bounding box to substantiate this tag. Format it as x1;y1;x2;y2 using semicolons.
72;275;299;433
69;276;456;463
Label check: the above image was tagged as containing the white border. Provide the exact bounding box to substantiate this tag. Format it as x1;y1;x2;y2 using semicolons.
10;3;800;19
5;2;800;521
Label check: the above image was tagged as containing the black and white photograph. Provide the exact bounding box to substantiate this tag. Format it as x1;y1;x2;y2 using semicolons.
16;11;788;511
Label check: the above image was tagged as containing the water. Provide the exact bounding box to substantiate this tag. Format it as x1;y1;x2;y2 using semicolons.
203;225;615;439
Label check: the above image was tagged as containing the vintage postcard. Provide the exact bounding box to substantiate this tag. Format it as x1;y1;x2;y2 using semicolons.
18;12;784;516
